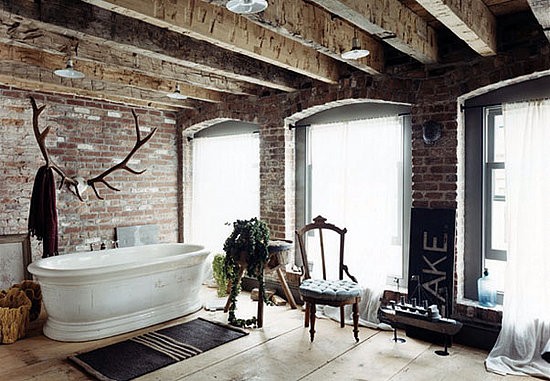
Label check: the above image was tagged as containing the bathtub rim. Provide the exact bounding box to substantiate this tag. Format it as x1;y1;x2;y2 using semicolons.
28;243;209;282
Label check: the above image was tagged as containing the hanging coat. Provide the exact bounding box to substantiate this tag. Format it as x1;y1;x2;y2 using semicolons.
28;165;58;258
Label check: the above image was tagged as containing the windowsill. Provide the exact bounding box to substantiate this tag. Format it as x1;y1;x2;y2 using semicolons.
454;298;503;326
380;290;503;326
381;288;503;312
457;298;503;312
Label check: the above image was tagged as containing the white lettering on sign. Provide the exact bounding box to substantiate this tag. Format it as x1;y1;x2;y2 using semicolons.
422;255;447;303
422;231;448;252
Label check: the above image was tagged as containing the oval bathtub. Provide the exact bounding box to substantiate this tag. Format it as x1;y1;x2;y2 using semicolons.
28;243;209;342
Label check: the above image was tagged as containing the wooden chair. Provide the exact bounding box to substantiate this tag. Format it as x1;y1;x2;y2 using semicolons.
295;215;362;342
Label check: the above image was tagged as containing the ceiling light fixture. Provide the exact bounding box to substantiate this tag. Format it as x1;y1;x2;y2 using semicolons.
167;84;187;100
226;0;267;14
341;30;370;60
54;59;85;79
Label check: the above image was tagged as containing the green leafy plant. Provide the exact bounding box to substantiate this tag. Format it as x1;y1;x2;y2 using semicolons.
223;217;272;328
212;253;228;297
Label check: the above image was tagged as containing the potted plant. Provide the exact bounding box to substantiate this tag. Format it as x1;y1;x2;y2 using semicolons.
223;217;271;327
212;253;228;298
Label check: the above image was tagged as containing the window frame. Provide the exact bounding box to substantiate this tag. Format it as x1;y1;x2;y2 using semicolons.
186;122;260;253
294;111;411;288
483;107;507;262
461;75;550;304
464;105;506;303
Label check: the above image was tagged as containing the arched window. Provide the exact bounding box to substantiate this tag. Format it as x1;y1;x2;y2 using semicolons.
188;121;260;254
294;102;412;288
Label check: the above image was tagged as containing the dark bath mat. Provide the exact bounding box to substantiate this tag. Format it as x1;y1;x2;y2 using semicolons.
69;317;248;381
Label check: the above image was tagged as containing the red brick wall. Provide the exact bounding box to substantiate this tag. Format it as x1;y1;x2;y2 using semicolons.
180;75;416;240
1;17;547;326
0;87;179;259
182;52;550;235
179;29;549;324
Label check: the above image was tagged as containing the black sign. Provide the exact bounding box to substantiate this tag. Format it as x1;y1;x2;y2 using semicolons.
408;208;456;317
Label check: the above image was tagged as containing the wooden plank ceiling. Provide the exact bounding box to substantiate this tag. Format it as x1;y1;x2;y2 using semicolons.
0;0;543;111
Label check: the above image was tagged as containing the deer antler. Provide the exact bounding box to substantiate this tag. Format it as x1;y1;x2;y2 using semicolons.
30;97;157;201
86;110;157;200
29;96;84;201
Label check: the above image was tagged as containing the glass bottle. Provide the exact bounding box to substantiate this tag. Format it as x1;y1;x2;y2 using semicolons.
477;267;497;307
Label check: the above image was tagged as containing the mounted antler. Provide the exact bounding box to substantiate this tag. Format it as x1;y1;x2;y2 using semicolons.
30;96;83;200
29;97;157;201
86;110;157;200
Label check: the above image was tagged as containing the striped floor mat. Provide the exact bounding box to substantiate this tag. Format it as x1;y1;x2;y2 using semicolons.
69;318;248;381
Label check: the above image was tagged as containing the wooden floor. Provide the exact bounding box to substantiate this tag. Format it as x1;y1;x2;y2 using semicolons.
0;286;538;381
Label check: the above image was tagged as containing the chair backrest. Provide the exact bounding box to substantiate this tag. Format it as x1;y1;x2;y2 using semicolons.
295;215;347;281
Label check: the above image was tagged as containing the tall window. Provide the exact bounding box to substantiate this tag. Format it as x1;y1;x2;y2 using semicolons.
462;76;550;304
301;115;411;288
189;132;260;253
484;107;507;293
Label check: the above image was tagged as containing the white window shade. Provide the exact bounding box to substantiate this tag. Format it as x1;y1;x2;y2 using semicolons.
486;99;550;377
190;133;260;254
307;116;405;289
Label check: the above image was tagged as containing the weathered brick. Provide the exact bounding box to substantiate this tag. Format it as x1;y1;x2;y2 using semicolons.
0;88;178;257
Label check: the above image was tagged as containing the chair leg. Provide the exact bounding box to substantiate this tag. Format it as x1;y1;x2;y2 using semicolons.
304;302;310;328
340;305;345;328
309;303;316;342
352;302;359;342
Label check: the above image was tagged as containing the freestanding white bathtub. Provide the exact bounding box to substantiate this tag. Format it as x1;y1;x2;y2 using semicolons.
27;243;209;342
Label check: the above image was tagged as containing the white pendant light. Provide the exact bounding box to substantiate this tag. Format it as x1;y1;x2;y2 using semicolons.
167;84;187;100
226;0;267;14
341;35;370;60
54;59;85;79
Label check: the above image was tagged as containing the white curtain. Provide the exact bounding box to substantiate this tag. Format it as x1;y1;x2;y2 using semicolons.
486;99;550;378
190;133;260;255
307;116;404;328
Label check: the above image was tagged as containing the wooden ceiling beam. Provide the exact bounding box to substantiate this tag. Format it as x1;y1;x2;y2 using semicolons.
0;41;226;103
527;0;550;43
243;0;384;74
0;63;187;111
308;0;438;64
416;0;497;56
0;1;301;92
0;13;259;96
81;0;343;84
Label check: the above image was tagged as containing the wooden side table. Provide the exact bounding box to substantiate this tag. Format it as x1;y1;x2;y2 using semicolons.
224;240;297;327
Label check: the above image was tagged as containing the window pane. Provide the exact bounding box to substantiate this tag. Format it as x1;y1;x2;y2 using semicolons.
492;168;506;199
485;258;506;293
492;114;505;162
490;168;506;252
491;198;507;251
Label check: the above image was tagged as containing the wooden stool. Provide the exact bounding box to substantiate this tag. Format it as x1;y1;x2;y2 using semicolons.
224;240;296;327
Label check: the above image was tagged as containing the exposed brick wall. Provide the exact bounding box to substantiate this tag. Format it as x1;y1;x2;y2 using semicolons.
180;75;415;241
410;101;459;209
0;86;179;260
179;27;549;326
1;15;544;329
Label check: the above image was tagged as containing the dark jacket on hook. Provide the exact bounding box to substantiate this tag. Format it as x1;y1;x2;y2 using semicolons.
28;165;59;258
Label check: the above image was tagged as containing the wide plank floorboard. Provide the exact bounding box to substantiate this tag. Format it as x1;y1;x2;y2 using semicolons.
0;286;540;381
